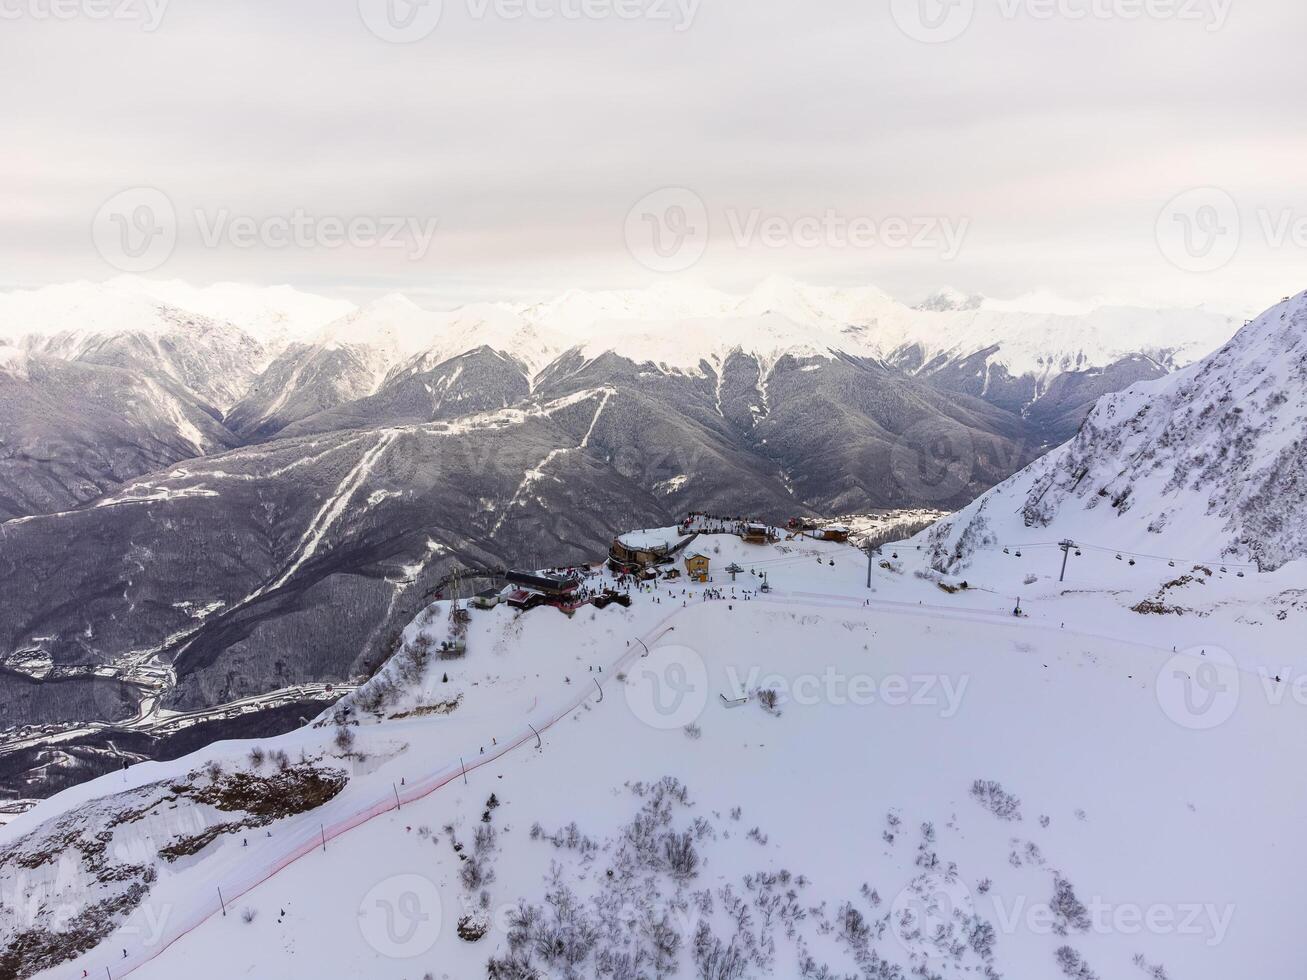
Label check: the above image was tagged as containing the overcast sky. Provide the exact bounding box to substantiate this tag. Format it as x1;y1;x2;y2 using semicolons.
2;0;1304;312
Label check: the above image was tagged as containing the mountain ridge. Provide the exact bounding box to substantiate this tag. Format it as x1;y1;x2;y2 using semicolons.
923;289;1307;573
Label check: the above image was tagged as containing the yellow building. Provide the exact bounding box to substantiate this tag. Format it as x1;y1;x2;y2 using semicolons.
685;553;711;583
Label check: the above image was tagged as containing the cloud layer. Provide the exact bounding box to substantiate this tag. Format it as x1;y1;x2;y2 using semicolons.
2;0;1304;311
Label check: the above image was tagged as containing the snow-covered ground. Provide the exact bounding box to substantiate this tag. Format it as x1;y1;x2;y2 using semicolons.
4;531;1302;980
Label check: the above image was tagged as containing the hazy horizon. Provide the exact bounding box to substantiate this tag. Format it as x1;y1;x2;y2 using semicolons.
4;0;1304;314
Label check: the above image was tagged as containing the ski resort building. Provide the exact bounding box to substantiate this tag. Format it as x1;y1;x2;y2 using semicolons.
471;588;503;610
504;570;582;597
742;522;776;544
684;553;711;583
608;527;699;572
811;524;851;543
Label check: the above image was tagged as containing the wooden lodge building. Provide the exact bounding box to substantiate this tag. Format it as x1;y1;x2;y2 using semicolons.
810;524;852;543
787;518;851;543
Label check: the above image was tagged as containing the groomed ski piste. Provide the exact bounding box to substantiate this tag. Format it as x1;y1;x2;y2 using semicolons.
4;529;1304;980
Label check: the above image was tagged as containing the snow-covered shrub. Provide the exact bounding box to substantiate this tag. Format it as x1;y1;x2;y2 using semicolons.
970;780;1022;822
1050;876;1091;935
332;725;355;754
460;854;493;892
1133;953;1170;980
458;908;491;942
1056;945;1099;980
486;953;545;979
663;830;700;881
692;922;748;980
968;918;996;958
754;688;781;716
459;823;499;892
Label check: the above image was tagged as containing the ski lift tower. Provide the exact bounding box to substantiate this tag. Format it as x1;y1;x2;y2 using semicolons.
863;541;880;589
1058;540;1077;583
449;568;471;637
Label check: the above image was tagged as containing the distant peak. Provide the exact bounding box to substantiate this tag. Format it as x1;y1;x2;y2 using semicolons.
915;287;984;313
366;292;421;313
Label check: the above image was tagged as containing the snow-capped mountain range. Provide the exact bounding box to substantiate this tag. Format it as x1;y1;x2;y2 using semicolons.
924;290;1307;573
0;275;1259;806
1;274;1239;397
0;275;1242;451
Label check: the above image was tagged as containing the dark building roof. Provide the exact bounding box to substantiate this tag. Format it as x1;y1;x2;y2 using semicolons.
504;570;582;595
